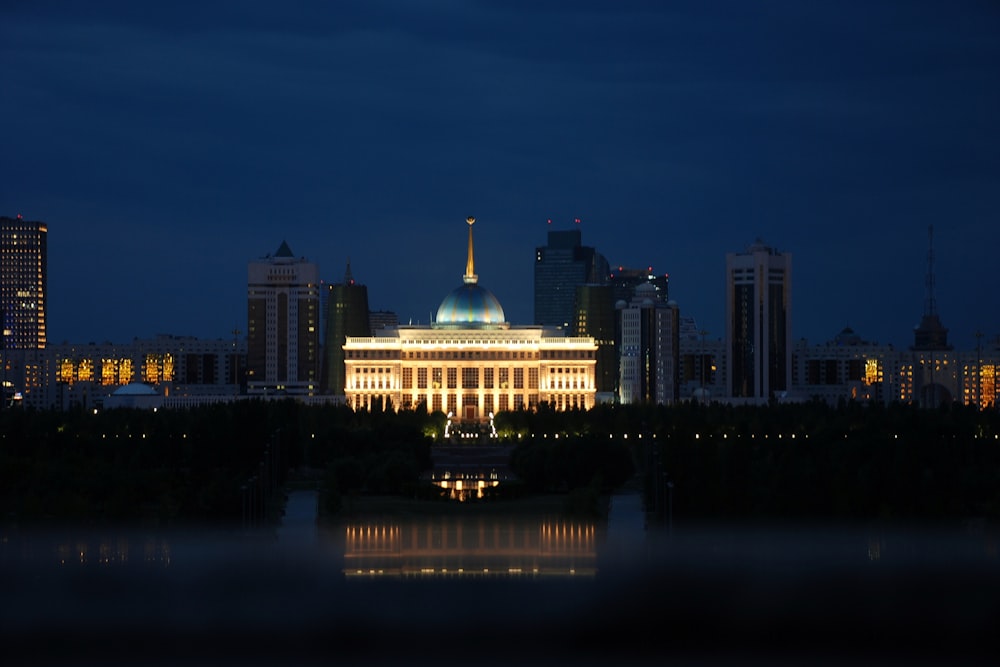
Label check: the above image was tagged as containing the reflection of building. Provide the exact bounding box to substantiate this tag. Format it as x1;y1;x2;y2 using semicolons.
247;241;320;395
320;260;370;395
534;227;609;329
343;517;598;578
426;445;515;499
344;219;597;422
431;468;501;500
617;283;680;405
726;239;792;401
1;214;47;351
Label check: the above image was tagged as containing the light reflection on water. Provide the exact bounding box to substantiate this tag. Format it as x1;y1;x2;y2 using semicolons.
2;493;998;666
341;517;598;578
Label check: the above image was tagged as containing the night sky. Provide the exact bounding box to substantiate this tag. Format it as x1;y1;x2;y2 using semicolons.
3;1;998;349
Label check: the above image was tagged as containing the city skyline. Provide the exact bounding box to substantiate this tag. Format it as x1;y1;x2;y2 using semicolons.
3;1;998;349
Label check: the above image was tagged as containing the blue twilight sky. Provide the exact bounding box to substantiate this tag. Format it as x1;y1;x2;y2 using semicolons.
2;0;998;349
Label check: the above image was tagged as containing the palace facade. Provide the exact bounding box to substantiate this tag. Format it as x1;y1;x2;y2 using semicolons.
344;218;597;423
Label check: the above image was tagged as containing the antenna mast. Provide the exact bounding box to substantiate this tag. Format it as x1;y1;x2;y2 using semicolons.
924;225;937;317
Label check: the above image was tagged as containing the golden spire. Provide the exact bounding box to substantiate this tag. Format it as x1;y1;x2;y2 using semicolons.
464;216;478;284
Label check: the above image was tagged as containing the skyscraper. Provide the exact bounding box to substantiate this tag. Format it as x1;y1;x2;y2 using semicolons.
320;260;371;395
617;282;680;405
726;240;792;400
572;284;617;397
1;215;47;350
246;241;320;395
606;265;670;400
534;228;609;329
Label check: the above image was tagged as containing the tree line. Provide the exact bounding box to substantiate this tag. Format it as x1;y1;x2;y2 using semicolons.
1;398;997;526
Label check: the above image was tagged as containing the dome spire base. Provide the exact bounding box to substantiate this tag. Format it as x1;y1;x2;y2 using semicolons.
435;216;506;328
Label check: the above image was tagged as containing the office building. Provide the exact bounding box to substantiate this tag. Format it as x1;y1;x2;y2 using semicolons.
678;319;725;401
320;260;371;395
1;215;47;350
568;266;672;402
726;239;792;401
369;310;399;334
572;284;617;398
607;265;671;400
534;227;609;329
609;265;669;305
617;282;680;405
247;241;320;395
31;334;245;409
345;218;597;423
791;327;893;405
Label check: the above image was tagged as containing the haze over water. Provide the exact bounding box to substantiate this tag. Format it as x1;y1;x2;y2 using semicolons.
2;490;997;665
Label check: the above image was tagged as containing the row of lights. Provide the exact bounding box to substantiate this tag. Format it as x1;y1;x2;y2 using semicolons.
350;567;577;575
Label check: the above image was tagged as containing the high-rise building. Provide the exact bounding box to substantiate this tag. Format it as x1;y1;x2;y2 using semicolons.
609;265;669;305
369;310;399;334
607;265;670;400
570;265;673;401
617;282;680;405
1;215;47;350
726;239;792;400
246;241;320;395
534;228;609;329
320;260;370;395
572;284;617;398
678;318;725;402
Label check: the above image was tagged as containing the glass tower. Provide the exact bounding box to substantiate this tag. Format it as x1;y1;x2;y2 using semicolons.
321;260;371;395
534;229;609;329
1;215;47;350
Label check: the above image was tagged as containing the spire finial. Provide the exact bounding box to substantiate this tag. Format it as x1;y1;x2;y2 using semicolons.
344;257;354;285
464;216;478;284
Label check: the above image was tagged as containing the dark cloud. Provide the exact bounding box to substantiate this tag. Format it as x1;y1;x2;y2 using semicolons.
1;0;998;347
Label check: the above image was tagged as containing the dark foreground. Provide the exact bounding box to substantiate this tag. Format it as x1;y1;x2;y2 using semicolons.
2;518;998;666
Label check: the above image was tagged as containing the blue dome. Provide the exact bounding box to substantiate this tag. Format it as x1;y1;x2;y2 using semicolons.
436;283;506;326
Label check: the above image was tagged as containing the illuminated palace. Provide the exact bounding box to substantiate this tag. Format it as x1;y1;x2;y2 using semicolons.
344;218;597;422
